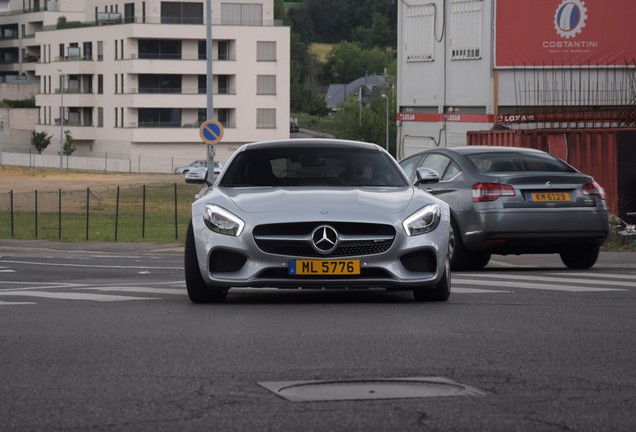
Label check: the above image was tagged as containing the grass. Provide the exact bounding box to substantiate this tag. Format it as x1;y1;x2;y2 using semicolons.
309;43;332;62
0;183;201;243
292;112;338;137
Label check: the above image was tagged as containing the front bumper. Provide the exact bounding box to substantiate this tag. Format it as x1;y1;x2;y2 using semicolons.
192;218;450;290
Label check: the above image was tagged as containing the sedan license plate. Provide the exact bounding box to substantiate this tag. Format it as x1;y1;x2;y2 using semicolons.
527;191;571;202
289;259;360;275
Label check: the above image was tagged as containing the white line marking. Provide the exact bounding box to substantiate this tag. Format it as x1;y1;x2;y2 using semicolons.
0;300;36;305
0;259;181;270
452;287;509;294
453;278;625;292
550;272;636;281
83;286;185;295
459;273;636;288
0;291;160;302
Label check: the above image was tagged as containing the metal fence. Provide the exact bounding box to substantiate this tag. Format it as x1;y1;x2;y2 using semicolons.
0;183;202;243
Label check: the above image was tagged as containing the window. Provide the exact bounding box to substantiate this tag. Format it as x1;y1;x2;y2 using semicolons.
138;39;181;59
161;2;203;24
216;75;234;94
450;0;482;60
257;41;276;61
124;3;135;23
257;75;276;95
442;162;461;181
138;108;181;128
218;40;232;60
139;74;182;93
420;154;452;179
398;154;425;181
221;3;263;25
216;108;234;128
257;108;276;128
405;3;435;62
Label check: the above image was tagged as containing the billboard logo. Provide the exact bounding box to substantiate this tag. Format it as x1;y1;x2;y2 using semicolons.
554;0;587;38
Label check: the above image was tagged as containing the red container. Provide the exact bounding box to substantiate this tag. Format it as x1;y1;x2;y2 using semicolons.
467;128;636;219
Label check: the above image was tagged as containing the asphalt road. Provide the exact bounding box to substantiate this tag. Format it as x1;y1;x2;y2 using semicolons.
1;241;635;431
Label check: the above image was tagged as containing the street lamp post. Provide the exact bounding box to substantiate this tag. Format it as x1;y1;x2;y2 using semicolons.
57;69;64;169
381;94;389;151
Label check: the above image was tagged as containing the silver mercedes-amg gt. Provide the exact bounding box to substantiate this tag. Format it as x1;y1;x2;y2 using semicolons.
184;139;451;303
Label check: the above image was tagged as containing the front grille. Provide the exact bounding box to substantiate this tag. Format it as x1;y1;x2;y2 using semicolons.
253;222;396;258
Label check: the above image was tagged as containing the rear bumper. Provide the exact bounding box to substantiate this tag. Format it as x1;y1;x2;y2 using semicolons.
460;208;609;253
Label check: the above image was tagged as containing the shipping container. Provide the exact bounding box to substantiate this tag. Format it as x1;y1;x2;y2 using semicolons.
467;129;636;221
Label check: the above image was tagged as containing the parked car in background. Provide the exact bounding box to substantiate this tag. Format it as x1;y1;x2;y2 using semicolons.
399;146;609;270
290;118;300;133
183;138;451;303
175;160;223;175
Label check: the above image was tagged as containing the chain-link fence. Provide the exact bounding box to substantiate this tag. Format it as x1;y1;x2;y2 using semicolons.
0;183;202;243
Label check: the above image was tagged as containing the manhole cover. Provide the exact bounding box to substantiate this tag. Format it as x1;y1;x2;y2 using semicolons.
258;377;485;402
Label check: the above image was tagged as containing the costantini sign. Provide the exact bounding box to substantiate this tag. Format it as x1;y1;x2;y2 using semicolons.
495;0;636;67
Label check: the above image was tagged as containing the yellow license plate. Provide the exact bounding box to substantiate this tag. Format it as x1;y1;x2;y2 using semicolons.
289;259;361;275
528;192;571;202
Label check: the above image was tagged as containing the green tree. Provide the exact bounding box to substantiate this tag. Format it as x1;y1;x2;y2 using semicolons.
324;42;393;84
331;87;396;155
352;13;394;50
306;0;397;45
31;130;52;154
63;129;76;156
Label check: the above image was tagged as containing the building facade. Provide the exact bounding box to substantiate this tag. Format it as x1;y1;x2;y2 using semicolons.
396;0;636;159
0;0;290;171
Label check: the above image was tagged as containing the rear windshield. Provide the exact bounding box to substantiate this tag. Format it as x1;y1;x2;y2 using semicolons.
466;151;575;173
219;146;409;187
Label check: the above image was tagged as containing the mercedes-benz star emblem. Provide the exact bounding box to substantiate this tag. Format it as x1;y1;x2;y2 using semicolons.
311;225;339;255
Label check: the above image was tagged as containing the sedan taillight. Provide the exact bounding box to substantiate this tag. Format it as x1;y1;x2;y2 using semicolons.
472;182;516;202
582;181;606;200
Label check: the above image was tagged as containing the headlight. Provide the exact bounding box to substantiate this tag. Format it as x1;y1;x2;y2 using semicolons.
203;205;245;236
403;204;441;236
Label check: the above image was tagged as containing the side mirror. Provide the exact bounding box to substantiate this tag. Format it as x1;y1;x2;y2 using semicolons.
415;167;440;185
185;167;211;186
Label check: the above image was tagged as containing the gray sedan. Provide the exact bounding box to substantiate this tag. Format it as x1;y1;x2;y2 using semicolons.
399;146;609;270
184;139;451;302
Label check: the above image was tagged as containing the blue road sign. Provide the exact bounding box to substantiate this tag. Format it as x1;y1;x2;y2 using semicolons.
199;120;224;144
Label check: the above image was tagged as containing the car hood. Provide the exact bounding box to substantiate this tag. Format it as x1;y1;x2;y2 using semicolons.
221;187;416;214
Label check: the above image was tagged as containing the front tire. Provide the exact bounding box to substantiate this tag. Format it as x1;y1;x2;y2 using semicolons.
413;259;451;302
449;220;490;271
185;221;228;303
560;244;600;269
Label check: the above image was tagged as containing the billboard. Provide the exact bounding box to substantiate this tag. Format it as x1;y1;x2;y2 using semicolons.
495;0;636;67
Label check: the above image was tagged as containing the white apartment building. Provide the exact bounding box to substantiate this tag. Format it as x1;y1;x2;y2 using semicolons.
396;0;636;158
0;0;290;171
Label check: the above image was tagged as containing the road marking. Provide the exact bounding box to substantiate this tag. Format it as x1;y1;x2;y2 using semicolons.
550;272;636;281
0;259;181;270
0;291;160;302
453;277;625;292
83;286;185;295
458;273;636;288
0;300;36;305
452;287;510;294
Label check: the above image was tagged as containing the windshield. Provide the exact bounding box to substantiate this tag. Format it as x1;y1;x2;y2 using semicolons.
467;151;575;173
219;147;409;187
